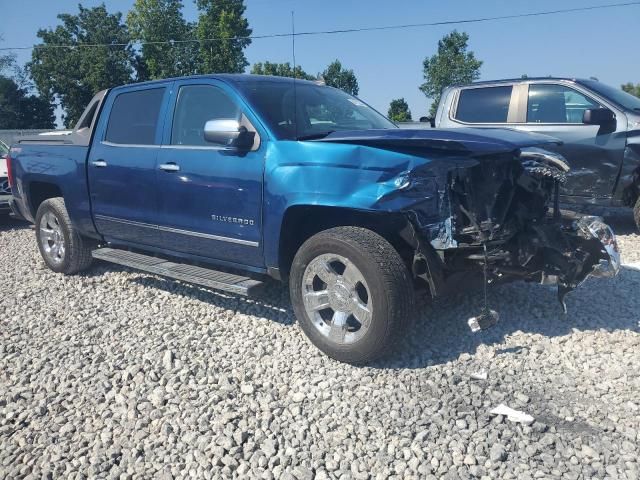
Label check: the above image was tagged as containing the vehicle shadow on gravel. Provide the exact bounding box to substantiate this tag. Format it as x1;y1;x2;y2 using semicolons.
372;264;640;370
0;217;31;233
93;213;638;370
118;260;640;370
125;273;296;326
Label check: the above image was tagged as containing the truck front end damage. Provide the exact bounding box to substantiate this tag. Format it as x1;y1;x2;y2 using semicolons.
315;128;620;318
405;146;620;315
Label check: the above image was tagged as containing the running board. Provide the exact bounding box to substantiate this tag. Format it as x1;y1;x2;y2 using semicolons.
92;248;264;296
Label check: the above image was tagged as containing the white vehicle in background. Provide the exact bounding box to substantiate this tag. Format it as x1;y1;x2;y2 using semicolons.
0;140;12;218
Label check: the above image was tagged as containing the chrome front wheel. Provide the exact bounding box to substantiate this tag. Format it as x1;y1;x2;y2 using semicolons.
290;227;415;364
302;253;372;345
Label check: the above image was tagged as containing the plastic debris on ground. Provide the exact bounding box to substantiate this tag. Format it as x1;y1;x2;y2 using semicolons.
470;370;488;381
490;404;535;424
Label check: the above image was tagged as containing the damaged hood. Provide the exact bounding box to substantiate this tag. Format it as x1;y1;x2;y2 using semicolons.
316;128;561;155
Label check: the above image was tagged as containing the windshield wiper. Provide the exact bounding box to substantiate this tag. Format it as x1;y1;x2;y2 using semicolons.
296;131;335;141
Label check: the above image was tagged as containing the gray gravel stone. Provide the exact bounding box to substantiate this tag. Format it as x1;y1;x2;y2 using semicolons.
1;213;639;478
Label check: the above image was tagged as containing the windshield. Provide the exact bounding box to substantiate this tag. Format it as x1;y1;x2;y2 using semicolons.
235;79;396;140
0;141;8;158
579;80;640;112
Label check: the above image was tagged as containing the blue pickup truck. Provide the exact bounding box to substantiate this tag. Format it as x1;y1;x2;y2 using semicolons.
8;74;620;363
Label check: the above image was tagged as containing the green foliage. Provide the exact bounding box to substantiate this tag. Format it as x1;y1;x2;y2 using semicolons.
420;30;482;116
622;82;640;98
194;0;252;74
388;98;412;122
28;4;136;127
251;61;315;80
0;75;55;129
321;60;359;96
0;35;17;77
127;0;197;80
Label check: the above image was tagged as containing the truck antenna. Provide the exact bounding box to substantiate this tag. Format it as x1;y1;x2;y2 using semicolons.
291;10;298;140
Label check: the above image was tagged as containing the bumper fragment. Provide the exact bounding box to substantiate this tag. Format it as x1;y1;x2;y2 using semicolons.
576;216;620;279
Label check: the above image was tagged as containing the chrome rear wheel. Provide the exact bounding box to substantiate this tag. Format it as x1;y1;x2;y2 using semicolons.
39;211;66;264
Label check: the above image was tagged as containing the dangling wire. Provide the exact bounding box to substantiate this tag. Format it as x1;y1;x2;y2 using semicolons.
482;242;490;313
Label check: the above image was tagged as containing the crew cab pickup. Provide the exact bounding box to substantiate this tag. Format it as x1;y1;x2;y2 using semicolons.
8;75;620;363
434;77;640;228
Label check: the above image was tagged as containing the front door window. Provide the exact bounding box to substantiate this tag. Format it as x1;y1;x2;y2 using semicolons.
527;84;601;124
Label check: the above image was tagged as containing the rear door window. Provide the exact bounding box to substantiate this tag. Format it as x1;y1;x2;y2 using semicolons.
527;84;601;123
455;86;513;123
105;88;165;145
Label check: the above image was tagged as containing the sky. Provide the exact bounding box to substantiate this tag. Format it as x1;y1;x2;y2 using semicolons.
2;0;639;121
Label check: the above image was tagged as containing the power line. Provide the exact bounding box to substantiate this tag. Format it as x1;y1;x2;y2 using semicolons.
0;1;638;52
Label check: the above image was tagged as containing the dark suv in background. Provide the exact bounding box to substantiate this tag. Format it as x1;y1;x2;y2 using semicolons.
435;78;640;227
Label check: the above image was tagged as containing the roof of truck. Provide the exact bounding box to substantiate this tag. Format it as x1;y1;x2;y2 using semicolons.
112;74;321;91
454;77;592;87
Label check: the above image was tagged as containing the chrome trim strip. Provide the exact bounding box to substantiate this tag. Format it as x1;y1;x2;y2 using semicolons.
95;214;157;229
160;144;232;151
101;141;158;149
94;214;259;247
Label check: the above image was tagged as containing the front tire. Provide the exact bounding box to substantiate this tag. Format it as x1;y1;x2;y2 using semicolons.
35;197;94;274
290;227;415;364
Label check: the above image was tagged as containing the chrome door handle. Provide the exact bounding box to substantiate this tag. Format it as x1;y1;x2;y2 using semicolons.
91;160;107;168
159;163;180;172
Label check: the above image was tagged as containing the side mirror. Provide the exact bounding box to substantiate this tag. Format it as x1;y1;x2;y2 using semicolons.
203;119;254;149
583;108;615;126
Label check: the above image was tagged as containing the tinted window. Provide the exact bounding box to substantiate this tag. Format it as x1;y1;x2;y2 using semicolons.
234;80;395;140
455;86;513;123
77;100;99;130
171;85;241;146
105;88;165;145
579;79;640;112
527;84;600;123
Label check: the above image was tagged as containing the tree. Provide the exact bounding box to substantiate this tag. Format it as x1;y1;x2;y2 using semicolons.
388;98;412;122
622;82;640;98
321;60;359;96
28;4;136;127
0;76;55;129
251;61;315;80
0;51;15;76
127;0;197;80
194;0;252;74
420;30;482;116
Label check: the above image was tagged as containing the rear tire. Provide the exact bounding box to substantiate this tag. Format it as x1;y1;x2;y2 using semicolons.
35;197;94;274
290;226;414;364
634;196;640;232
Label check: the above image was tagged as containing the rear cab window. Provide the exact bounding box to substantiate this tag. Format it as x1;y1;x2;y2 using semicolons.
105;88;166;145
454;86;513;123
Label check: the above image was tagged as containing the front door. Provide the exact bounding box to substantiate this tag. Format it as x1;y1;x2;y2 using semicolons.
88;83;172;247
513;83;625;199
155;80;265;268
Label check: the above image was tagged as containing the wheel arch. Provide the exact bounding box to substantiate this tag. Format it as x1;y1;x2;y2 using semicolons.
277;205;416;279
27;181;64;219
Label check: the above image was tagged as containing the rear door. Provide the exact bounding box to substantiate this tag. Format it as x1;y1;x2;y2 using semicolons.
512;82;625;199
88;83;172;246
155;79;265;268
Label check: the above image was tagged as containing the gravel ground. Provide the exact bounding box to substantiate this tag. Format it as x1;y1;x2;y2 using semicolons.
1;214;639;480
